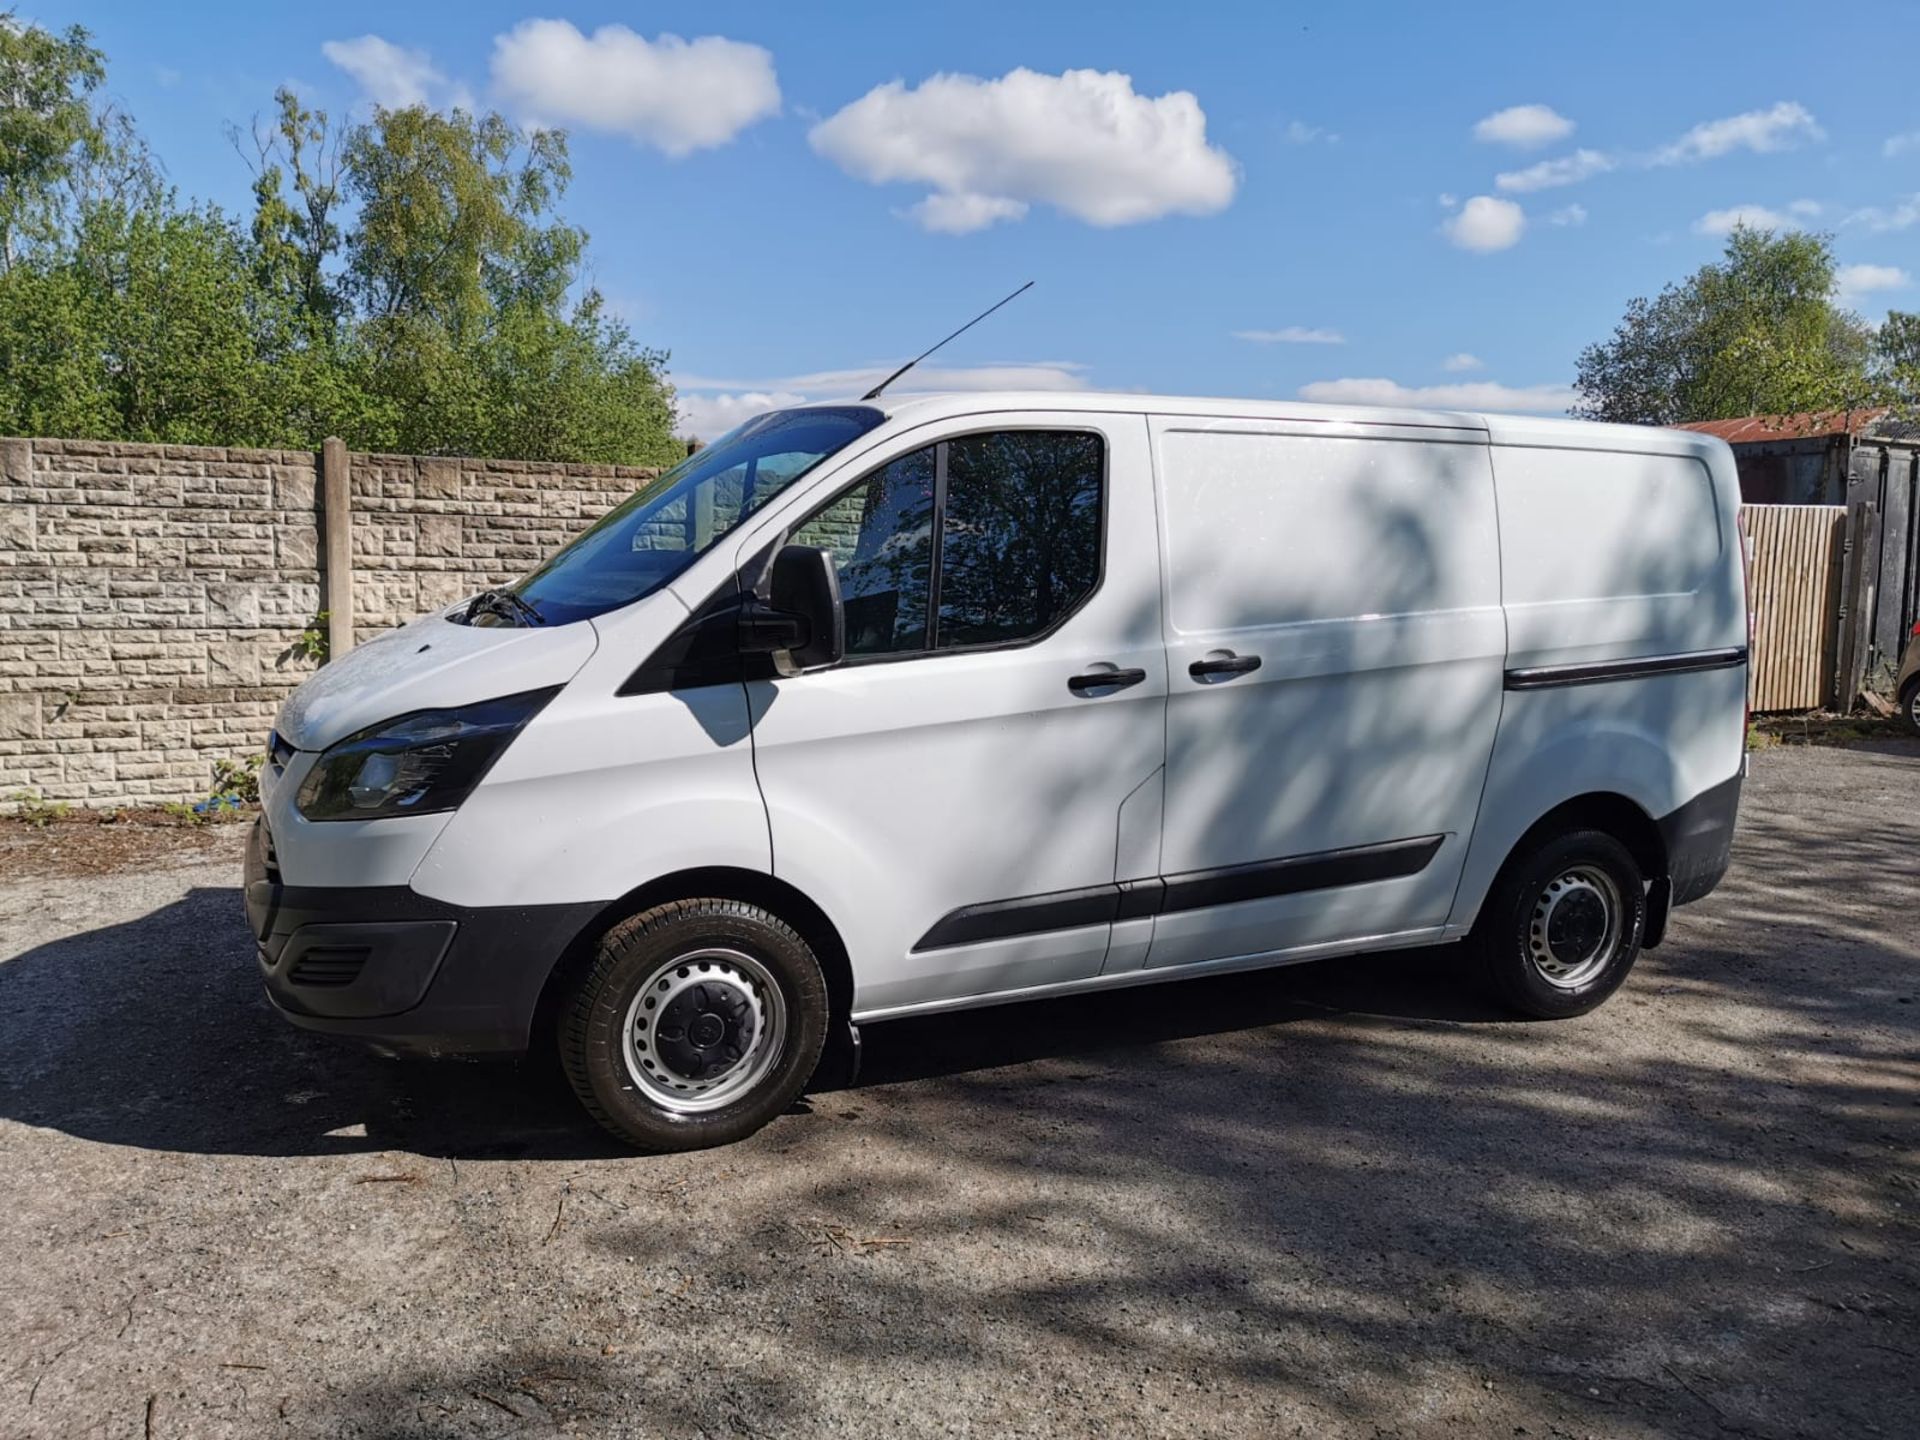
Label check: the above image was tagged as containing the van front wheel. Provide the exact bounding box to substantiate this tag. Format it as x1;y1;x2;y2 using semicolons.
561;899;830;1151
1470;830;1647;1019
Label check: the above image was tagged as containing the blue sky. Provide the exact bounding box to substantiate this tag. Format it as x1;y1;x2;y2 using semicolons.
43;1;1920;436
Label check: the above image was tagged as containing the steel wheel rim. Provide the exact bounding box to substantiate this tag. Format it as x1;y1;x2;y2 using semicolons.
1526;866;1623;990
621;947;787;1115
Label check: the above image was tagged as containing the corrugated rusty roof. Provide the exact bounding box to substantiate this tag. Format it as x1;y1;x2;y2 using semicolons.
1672;408;1889;444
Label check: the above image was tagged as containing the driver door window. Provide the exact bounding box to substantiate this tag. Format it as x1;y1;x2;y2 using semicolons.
789;430;1104;661
792;448;934;656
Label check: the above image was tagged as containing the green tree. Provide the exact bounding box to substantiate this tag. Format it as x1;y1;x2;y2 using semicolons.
344;106;579;336
332;103;676;463
0;12;105;269
242;88;345;339
0;199;292;444
0;14;681;463
1873;311;1920;408
1574;227;1878;424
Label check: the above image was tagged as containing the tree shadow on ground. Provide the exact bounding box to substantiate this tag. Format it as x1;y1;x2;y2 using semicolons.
266;752;1920;1437
0;882;1505;1163
3;753;1916;1437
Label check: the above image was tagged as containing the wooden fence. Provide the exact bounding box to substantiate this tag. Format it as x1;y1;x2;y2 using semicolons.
1740;504;1848;713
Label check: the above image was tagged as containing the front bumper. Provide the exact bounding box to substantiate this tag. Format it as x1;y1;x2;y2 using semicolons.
245;819;600;1058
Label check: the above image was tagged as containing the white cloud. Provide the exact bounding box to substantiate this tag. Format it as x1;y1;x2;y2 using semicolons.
1443;195;1526;252
1693;202;1820;236
322;35;447;109
1233;326;1345;345
809;67;1237;231
1472;104;1574;149
1547;203;1588;227
674;361;1092;439
1835;263;1911;304
1495;148;1612;193
1298;377;1576;413
1441;353;1484;372
676;390;811;442
1884;132;1920;158
1847;193;1920;232
1284;120;1337;145
1437;192;1459;210
908;193;1029;233
1654;101;1823;164
490;20;779;156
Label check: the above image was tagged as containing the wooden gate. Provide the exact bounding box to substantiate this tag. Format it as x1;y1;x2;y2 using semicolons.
1740;504;1847;712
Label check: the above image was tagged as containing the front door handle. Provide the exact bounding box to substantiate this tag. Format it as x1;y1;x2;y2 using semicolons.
1189;652;1262;680
1068;667;1148;695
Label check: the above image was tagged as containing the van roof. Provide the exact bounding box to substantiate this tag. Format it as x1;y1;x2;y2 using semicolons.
837;390;1723;456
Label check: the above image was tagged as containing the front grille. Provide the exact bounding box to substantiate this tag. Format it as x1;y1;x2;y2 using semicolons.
288;945;371;988
268;730;296;771
261;825;282;885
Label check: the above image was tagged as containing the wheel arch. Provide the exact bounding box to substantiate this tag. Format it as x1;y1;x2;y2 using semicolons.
1456;788;1670;942
1518;791;1667;880
528;866;855;1057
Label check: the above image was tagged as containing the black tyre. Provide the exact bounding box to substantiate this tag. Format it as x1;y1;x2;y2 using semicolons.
1469;829;1647;1019
561;899;829;1151
1901;681;1920;736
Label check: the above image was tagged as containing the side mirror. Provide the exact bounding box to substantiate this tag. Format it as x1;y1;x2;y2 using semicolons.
739;544;844;673
771;543;845;670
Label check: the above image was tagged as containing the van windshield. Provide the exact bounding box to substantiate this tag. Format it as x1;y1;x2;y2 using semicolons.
487;406;886;626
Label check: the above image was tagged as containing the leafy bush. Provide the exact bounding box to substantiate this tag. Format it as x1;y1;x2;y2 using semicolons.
209;754;262;805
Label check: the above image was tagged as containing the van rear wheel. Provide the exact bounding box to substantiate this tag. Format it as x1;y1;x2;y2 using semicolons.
1470;829;1647;1019
561;899;829;1152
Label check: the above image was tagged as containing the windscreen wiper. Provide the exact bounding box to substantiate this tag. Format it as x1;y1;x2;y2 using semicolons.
465;588;546;626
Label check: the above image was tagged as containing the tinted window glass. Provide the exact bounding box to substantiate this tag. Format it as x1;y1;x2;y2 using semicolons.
791;430;1104;661
939;432;1103;647
499;406;884;626
793;446;935;656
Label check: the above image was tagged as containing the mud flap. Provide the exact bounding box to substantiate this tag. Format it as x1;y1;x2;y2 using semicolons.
812;1018;863;1091
1642;875;1673;950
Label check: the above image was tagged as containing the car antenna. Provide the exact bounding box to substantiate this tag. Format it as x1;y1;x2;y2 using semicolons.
860;280;1034;401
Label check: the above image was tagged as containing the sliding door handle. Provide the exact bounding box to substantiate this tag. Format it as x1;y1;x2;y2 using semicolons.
1068;666;1148;695
1189;652;1262;680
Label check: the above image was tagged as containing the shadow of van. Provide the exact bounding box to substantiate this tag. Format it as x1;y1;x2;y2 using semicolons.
0;881;1505;1161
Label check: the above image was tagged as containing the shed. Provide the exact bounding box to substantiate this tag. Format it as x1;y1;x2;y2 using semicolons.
1673;409;1890;505
1675;410;1918;695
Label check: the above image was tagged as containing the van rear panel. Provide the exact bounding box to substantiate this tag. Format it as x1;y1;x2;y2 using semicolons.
1448;421;1747;931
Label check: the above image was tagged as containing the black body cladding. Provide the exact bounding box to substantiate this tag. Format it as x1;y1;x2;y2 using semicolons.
912;835;1446;953
1504;647;1747;691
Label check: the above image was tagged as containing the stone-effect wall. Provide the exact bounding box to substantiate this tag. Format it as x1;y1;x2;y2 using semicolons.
347;453;655;631
0;436;654;807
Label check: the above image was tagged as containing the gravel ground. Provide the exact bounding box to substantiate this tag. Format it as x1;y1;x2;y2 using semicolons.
2;741;1916;1439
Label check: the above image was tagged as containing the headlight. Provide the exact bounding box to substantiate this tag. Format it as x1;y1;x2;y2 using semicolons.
295;689;558;821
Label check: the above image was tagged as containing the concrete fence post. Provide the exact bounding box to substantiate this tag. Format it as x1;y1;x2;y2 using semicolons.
321;436;355;656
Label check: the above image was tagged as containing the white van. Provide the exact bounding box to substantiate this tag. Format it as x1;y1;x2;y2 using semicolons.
247;393;1748;1151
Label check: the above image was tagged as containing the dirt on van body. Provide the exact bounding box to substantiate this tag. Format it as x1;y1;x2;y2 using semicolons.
2;739;1916;1439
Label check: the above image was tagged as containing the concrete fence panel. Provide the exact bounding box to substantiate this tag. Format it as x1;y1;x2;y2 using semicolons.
0;435;655;807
